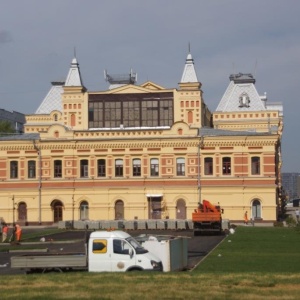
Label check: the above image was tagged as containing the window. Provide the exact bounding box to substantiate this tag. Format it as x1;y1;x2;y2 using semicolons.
28;160;36;178
97;159;106;177
204;157;213;175
222;157;231;175
239;92;250;107
133;158;141;176
88;93;173;128
80;160;89;178
93;239;107;254
251;156;260;175
113;239;130;255
10;161;18;179
80;201;89;220
150;158;159;176
115;159;123;177
176;158;185;176
54;160;62;178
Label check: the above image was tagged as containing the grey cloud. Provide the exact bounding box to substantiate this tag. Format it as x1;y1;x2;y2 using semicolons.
0;30;12;44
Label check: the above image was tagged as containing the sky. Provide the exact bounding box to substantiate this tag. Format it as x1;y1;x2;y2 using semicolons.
0;0;299;172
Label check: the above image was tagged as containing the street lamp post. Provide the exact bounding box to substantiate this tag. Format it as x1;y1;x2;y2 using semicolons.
12;195;15;225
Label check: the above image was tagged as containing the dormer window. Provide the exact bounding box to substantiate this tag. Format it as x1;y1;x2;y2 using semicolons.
239;92;250;107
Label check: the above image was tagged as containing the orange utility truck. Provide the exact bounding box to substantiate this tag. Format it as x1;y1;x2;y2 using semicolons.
192;200;223;235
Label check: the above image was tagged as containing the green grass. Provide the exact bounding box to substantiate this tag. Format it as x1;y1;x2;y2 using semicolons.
1;227;300;299
197;226;300;273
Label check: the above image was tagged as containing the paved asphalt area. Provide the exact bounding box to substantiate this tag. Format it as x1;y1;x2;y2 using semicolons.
0;228;225;275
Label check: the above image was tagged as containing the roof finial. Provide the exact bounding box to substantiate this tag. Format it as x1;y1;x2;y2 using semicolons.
74;47;77;58
188;42;191;54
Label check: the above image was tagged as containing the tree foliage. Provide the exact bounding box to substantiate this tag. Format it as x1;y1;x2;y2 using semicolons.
0;120;15;136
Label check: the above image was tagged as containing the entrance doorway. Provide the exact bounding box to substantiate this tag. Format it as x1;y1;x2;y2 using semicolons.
17;202;27;225
252;199;262;219
148;197;162;219
176;199;186;219
115;200;124;220
52;200;63;223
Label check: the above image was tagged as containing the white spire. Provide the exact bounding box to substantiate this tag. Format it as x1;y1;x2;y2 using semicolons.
180;52;199;83
65;57;84;87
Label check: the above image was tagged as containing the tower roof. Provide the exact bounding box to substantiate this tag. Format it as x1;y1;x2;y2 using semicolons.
65;57;84;87
180;52;198;83
35;81;64;114
216;73;267;112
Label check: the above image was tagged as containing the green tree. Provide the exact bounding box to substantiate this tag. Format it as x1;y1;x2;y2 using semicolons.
0;120;15;136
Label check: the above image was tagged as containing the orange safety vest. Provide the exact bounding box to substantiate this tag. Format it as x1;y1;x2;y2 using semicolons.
15;224;22;235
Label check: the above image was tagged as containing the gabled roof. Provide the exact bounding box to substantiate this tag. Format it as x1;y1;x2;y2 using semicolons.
65;57;84;87
216;73;267;112
103;82;171;94
180;52;198;83
35;81;64;114
140;81;165;90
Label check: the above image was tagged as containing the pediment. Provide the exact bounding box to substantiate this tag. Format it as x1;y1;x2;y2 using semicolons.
107;81;166;94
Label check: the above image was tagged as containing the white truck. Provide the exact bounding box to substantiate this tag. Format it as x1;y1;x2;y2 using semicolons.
11;231;163;273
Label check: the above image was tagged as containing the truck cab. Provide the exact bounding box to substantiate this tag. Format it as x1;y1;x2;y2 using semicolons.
88;231;162;272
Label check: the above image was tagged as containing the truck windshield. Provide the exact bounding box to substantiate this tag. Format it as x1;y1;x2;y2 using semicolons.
126;237;148;254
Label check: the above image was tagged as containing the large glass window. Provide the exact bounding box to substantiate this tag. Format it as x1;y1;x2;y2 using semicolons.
28;160;36;178
54;160;62;178
133;158;141;176
251;156;260;175
222;157;231;175
80;160;89;178
88;93;173;128
115;159;123;177
10;161;18;179
176;158;185;176
204;157;213;175
150;158;159;176
97;159;106;177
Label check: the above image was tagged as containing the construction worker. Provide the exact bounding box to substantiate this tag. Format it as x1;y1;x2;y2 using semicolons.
2;223;8;242
14;223;22;242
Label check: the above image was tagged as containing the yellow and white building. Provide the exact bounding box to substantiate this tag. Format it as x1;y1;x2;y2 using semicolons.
0;52;283;225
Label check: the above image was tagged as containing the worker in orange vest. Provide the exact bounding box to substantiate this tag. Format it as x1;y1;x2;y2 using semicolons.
14;223;22;242
2;223;8;242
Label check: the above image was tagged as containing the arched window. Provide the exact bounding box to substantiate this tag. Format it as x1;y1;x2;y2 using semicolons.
80;201;89;220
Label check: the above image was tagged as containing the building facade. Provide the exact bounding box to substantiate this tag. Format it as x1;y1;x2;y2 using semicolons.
0;52;283;225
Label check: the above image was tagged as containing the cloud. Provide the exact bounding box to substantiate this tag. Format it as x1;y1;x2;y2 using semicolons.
0;30;12;44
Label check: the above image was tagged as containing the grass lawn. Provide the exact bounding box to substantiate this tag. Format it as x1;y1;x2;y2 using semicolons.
1;226;300;300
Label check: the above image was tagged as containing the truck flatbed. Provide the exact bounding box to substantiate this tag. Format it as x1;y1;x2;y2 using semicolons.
11;252;87;273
